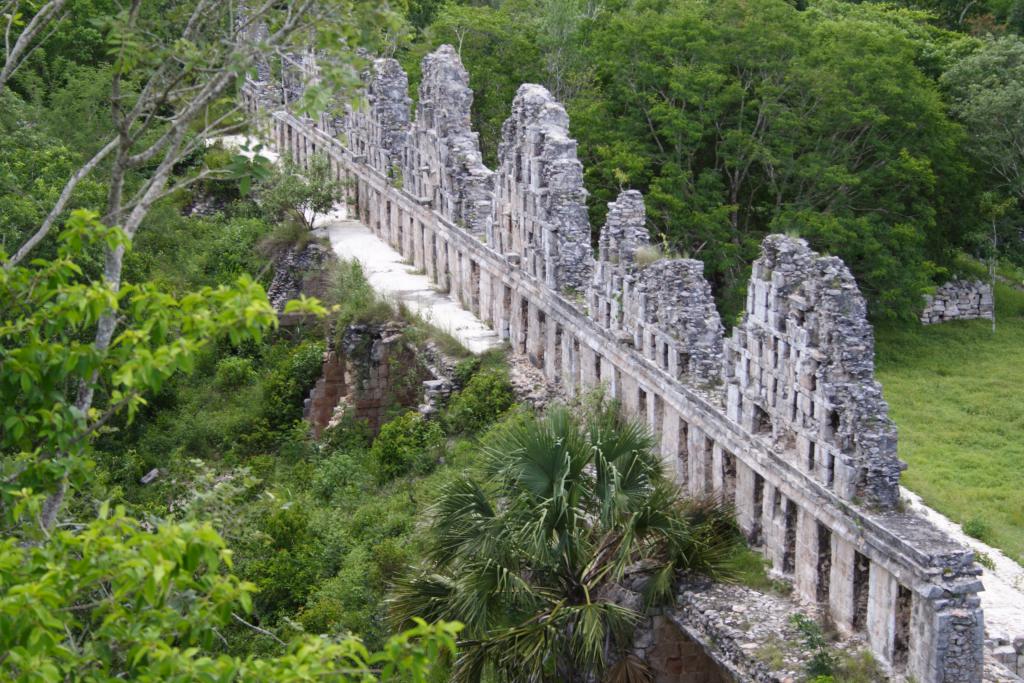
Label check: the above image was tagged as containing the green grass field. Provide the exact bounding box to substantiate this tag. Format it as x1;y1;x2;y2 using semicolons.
874;283;1024;563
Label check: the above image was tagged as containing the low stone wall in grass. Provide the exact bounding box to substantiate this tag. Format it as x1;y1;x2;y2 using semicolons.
921;280;994;325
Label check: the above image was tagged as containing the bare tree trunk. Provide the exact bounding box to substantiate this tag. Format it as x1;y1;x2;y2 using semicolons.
0;0;69;90
991;217;997;334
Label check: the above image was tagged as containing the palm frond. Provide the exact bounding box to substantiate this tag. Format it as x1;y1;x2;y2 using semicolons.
605;654;653;683
387;571;457;629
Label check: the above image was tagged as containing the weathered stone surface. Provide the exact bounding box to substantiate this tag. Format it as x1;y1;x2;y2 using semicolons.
343;57;411;177
490;82;592;291
305;323;427;435
267;242;330;313
589;191;723;384
921;279;994;325
724;235;903;509
406;45;493;235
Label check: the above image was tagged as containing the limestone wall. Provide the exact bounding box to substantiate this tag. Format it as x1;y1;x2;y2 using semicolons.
921;279;994;325
245;46;987;683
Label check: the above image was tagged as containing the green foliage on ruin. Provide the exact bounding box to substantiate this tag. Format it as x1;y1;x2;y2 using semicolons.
442;368;516;435
390;405;750;681
371;411;446;483
4;0;1024;677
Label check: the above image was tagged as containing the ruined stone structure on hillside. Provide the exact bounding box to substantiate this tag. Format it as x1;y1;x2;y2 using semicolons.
243;47;995;682
920;279;994;325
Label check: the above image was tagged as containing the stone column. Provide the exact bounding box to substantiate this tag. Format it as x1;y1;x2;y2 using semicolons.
867;563;898;665
561;333;578;397
687;426;707;498
602;357;620;401
711;443;724;494
424;227;436;282
437;240;449;293
479;267;493;327
544;320;559;381
735;461;757;540
581;345;599;389
647;391;660;437
622;374;640;417
526;301;542;367
795;508;820;602
829;536;857;633
659;406;682;483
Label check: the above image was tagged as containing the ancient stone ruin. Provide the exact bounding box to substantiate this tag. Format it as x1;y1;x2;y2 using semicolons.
242;45;1003;682
304;323;429;437
921;279;994;324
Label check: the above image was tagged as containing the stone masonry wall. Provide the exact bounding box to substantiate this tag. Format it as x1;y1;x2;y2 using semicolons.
724;235;903;509
304;323;429;436
247;45;988;683
490;83;593;291
921;279;994;325
589;190;724;385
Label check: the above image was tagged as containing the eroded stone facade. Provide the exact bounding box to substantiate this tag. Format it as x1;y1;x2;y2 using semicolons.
724;235;903;509
490;83;592;291
304;323;428;436
589;190;724;385
245;45;993;683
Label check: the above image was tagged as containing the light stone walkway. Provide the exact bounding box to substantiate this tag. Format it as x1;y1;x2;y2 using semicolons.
315;207;501;354
213;135;501;354
902;487;1024;654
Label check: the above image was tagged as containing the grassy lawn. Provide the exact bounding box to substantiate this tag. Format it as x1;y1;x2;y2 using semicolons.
874;283;1024;564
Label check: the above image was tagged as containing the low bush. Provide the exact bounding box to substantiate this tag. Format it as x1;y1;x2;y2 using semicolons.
215;355;257;389
261;340;326;429
443;367;515;435
370;411;444;484
963;517;990;542
452;357;481;387
319;411;374;453
324;259;395;327
313;449;373;502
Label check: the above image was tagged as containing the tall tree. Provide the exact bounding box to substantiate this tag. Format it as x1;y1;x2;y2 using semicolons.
1;0;395;527
570;0;970;318
942;35;1024;263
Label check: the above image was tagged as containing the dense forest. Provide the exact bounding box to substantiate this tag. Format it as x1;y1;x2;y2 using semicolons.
0;0;1021;681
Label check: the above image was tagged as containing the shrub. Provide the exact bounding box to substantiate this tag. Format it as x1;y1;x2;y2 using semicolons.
319;411;374;452
634;244;663;267
243;504;325;617
199;144;242;201
299;547;377;638
313;449;373;501
443;368;515;435
325;259;394;328
963;517;990;541
261;340;326;429
832;649;884;683
370;411;444;484
452;357;481;387
790;613;836;679
215;356;257;389
257;219;313;261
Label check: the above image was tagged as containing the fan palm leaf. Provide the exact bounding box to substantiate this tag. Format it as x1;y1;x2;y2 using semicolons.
390;407;748;682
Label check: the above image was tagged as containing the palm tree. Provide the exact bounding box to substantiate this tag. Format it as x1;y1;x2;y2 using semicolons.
388;405;744;683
